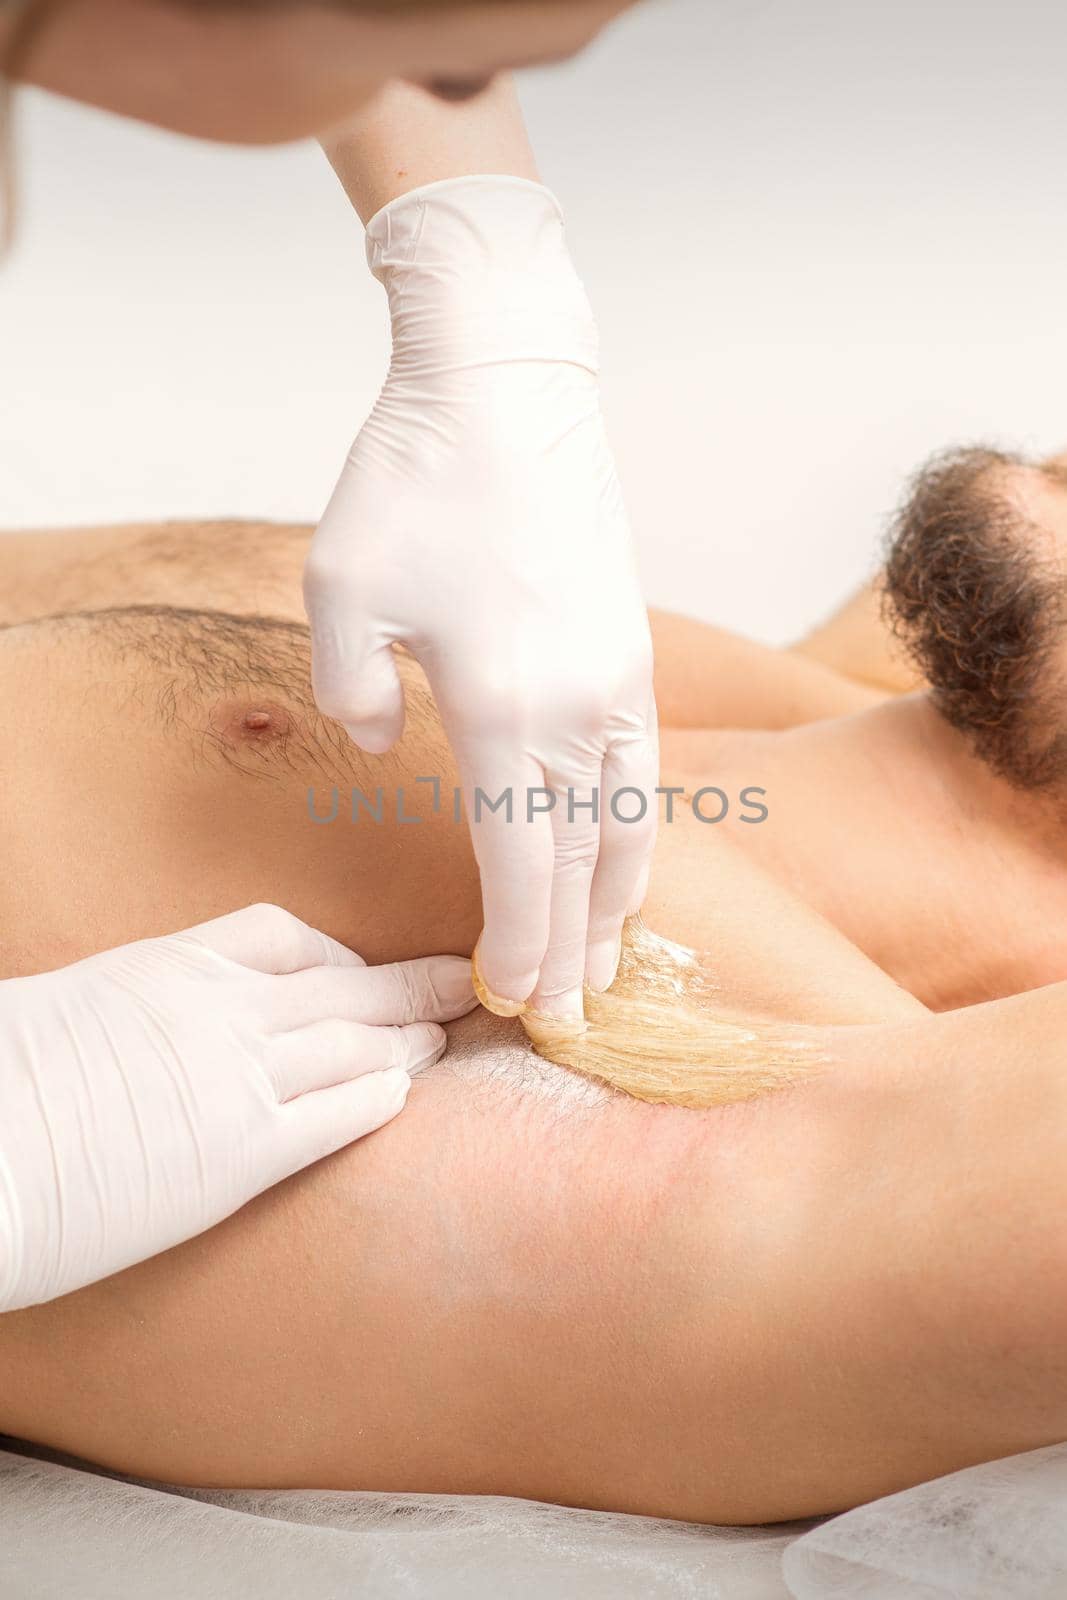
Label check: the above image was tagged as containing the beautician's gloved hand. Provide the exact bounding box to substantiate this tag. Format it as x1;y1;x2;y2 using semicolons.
0;903;476;1312
306;176;658;1017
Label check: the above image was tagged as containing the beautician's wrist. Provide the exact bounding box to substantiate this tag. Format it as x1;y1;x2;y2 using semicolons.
323;76;539;223
367;176;599;372
364;174;564;267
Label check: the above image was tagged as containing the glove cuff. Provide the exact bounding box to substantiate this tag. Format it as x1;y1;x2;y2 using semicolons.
365;176;599;374
0;1139;25;1312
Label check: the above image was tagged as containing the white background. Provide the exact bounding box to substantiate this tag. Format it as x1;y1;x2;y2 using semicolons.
2;0;1067;642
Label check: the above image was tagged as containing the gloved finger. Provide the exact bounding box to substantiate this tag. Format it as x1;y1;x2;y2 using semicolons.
529;770;603;1017
182;902;367;975
585;717;659;992
306;594;407;755
268;1018;446;1102
276;1067;412;1174
460;749;555;1007
270;953;477;1031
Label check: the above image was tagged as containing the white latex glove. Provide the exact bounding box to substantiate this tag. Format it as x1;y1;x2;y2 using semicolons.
306;176;658;1018
0;903;476;1312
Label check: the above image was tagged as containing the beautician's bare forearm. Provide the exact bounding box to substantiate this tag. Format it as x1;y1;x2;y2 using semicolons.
323;76;539;222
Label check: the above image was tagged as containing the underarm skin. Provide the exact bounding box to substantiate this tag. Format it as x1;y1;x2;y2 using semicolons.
0;989;1064;1524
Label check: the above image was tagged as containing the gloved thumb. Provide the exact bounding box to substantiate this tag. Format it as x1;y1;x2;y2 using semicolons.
308;617;407;755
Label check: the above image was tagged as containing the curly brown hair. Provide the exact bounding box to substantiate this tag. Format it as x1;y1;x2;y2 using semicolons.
883;446;1067;790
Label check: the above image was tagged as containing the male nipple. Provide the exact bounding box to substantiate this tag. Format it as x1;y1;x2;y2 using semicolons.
209;700;292;747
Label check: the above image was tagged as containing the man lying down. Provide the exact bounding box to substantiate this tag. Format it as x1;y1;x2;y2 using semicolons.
0;443;1066;1525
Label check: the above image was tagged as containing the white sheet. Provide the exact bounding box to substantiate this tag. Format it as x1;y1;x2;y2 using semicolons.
2;1441;1066;1598
784;1444;1067;1600
0;1443;803;1599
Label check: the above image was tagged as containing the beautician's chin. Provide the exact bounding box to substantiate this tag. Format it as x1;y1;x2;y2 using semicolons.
419;75;498;104
0;0;633;147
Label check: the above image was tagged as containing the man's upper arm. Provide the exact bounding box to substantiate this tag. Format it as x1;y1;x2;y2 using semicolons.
650;608;884;731
791;580;924;696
